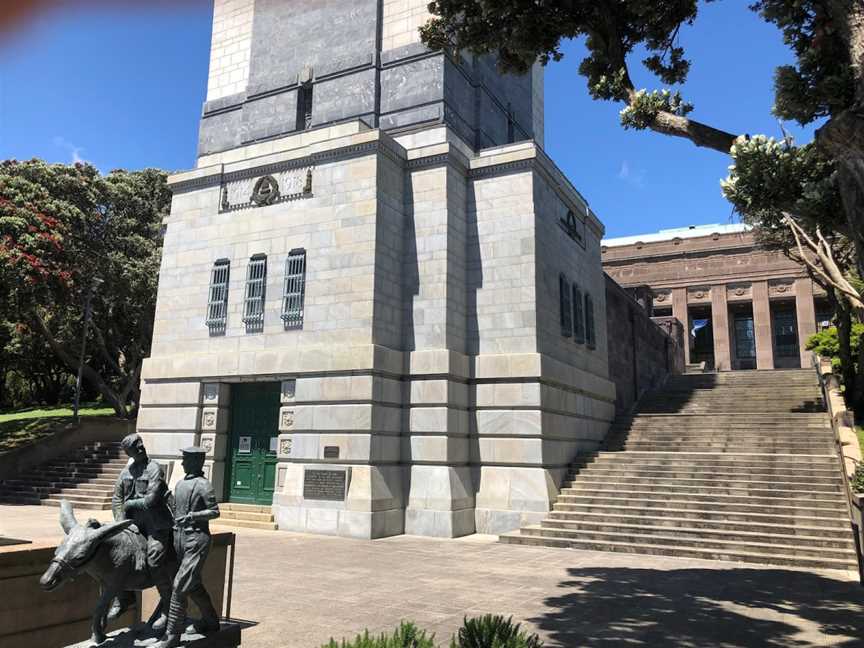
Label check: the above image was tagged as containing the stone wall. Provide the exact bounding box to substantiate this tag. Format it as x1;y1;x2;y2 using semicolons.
199;0;543;156
141;124;615;539
605;274;684;415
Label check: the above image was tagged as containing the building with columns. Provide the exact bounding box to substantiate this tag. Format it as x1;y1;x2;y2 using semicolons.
136;0;616;540
602;224;831;372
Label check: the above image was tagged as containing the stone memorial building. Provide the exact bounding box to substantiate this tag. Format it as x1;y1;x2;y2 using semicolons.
603;223;831;371
137;0;617;539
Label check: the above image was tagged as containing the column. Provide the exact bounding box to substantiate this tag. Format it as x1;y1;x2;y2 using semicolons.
671;287;690;365
795;278;817;368
752;281;774;370
710;285;732;371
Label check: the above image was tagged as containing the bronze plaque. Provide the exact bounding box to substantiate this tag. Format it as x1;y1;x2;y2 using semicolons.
303;468;347;501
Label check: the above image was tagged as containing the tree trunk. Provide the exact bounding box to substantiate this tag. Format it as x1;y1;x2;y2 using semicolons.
835;296;859;408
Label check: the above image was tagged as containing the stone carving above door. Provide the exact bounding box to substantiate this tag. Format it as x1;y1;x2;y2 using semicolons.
219;166;313;212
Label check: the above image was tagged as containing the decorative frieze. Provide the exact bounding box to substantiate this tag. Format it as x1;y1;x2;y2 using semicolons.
279;407;295;431
727;283;751;300
280;380;296;403
687;286;712;303
769;280;796;297
219;167;313;212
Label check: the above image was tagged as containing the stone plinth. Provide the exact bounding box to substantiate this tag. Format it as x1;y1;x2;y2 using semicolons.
64;624;241;648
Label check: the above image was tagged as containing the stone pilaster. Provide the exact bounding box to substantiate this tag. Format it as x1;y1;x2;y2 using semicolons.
710;285;732;371
795;278;816;368
671;287;690;365
752;281;774;370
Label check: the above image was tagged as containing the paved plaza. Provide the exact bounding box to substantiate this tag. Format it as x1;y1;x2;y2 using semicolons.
2;505;862;647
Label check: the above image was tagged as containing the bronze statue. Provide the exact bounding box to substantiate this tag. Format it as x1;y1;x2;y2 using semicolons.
39;501;177;646
155;446;221;648
109;433;174;623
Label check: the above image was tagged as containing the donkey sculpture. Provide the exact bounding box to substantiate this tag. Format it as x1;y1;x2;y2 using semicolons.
39;501;177;646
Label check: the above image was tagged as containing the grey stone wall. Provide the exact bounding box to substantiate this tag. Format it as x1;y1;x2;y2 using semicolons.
604;274;684;415
198;1;541;156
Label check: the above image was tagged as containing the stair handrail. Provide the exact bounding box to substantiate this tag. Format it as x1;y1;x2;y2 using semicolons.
813;353;864;584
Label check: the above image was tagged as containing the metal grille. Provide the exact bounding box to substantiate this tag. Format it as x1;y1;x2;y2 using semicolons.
205;259;230;335
559;274;572;337
281;248;306;330
572;283;585;344
585;293;596;348
297;85;313;131
242;254;267;333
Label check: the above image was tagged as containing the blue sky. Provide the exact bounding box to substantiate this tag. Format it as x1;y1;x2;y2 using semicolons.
0;1;817;239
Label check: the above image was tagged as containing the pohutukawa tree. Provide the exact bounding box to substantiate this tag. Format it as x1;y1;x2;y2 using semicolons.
421;0;864;406
0;160;169;418
420;0;863;305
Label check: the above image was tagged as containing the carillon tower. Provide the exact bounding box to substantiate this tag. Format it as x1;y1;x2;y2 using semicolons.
137;0;615;539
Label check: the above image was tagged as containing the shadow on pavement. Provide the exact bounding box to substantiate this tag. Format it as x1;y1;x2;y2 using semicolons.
530;566;864;647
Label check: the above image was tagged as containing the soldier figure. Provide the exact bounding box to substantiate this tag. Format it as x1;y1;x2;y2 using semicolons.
156;446;221;648
109;433;173;622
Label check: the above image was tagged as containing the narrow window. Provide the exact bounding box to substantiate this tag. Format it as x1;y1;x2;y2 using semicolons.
572;283;585;344
296;83;313;131
242;254;267;333
559;274;572;337
206;259;230;336
585;293;596;349
281;248;307;330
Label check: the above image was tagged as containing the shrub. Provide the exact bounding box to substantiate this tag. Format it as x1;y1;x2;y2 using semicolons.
805;324;863;375
450;615;543;648
322;622;435;648
852;463;864;494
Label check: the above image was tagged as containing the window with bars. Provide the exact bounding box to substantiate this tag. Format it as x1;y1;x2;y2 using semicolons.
297;83;313;131
281;248;307;330
572;283;585;344
205;259;230;336
242;254;267;333
559;274;572;337
585;293;596;349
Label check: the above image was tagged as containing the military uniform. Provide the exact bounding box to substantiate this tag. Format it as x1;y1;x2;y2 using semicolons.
156;447;221;647
112;458;173;573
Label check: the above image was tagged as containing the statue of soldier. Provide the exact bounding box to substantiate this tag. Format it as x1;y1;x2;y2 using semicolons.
156;446;221;648
109;433;174;622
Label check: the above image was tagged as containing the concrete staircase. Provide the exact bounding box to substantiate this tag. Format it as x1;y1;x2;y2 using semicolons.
0;441;125;510
212;502;277;530
501;369;858;572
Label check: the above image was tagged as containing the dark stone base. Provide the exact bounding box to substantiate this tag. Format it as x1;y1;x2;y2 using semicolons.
65;623;241;648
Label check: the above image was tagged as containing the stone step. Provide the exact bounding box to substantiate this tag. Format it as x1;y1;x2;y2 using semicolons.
220;503;273;513
610;444;835;455
2;476;117;487
41;497;112;510
568;466;841;484
211;518;277;531
539;518;855;549
574;450;839;470
500;528;857;571
588;451;839;466
554;492;847;514
514;525;855;560
608;432;834;442
562;472;842;492
218;510;274;523
547;505;849;529
561;479;842;498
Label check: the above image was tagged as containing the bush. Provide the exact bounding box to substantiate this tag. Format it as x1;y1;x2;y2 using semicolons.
322;622;435;648
852;463;864;494
805;324;863;375
450;615;543;648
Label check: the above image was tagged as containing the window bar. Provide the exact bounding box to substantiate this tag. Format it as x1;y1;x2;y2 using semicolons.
573;283;585;344
206;259;230;335
585;293;596;348
242;254;267;332
559;274;572;338
281;249;306;329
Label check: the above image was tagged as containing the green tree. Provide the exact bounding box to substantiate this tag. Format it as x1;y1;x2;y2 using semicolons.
0;160;169;418
420;0;863;305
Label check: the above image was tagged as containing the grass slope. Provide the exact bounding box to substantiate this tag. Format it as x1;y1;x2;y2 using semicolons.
0;403;114;453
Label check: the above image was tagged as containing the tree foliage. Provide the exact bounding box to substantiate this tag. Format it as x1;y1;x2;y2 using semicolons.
0;160;169;417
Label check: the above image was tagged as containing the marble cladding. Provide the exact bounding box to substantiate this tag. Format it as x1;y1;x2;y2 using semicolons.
139;125;615;539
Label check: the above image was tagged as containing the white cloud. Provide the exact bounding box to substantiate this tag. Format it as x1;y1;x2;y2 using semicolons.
618;160;645;188
52;136;86;164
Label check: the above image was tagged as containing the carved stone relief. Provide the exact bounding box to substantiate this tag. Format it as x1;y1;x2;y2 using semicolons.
201;408;218;430
219;166;313;212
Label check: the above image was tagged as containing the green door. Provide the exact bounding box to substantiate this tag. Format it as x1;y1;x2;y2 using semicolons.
226;382;280;505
